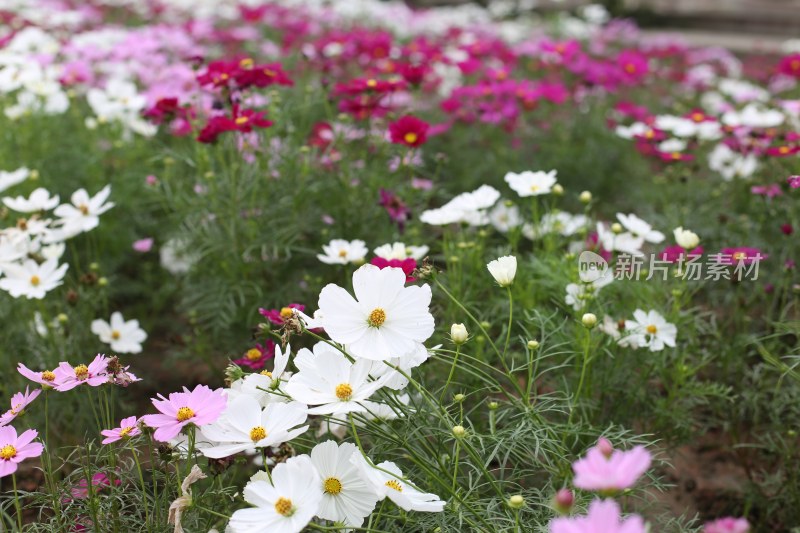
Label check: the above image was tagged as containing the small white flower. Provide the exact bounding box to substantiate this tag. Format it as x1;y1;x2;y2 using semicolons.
504;170;558;197
228;455;323;533
488;202;521;233
624;309;677;352
673;227;700;249
316;264;434;361
90;311;147;354
420;185;499;226
708;143;758;181
564;274;613;311
310;441;381;526
54;185;114;237
200;395;308;459
0;258;67;299
615;213;664;243
351;456;446;512
3;188;59;212
317;239;368;265
373;242;429;261
487;255;517;287
0;168;30;194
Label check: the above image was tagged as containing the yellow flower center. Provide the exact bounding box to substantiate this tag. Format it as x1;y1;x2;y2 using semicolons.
335;383;353;401
246;348;262;361
671;152;681;160
41;371;56;382
366;79;377;88
263;68;275;77
111;330;121;340
338;249;348;258
0;445;17;460
691;113;704;122
274;497;294;517
74;365;89;380
219;73;229;81
646;324;658;335
385;480;403;492
240;58;254;69
249;426;267;442
367;308;386;328
324;477;343;495
404;132;418;144
778;146;790;154
30;275;40;286
261;370;273;378
624;63;636;74
530;184;540;192
79;204;89;215
279;307;294;319
176;407;195;422
235;116;249;125
119;426;134;438
733;252;747;261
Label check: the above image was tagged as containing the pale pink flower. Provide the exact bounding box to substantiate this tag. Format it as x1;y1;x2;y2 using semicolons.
0;387;42;426
133;238;154;253
54;355;110;392
101;416;142;444
17;363;58;388
573;439;652;492
0;426;44;478
550;499;646;533
704;517;750;533
142;385;227;442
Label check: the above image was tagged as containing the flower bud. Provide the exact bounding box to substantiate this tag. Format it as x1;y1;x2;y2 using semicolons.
452;425;466;438
98;277;108;287
553;488;574;514
488;401;499;410
57;313;68;323
450;323;468;344
479;321;491;330
581;313;597;328
527;339;540;350
597;437;613;458
579;191;592;203
611;222;623;234
552;184;564;196
673;226;700;249
453;393;465;402
508;495;525;509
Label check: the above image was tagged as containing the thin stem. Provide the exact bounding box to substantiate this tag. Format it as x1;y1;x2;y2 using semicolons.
129;442;151;531
11;474;22;532
503;286;514;356
439;344;461;404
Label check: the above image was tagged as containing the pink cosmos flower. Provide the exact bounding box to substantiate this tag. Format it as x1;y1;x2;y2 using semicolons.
550;499;646;533
788;175;800;188
379;188;411;232
54;355;110;392
17;363;58;388
259;304;305;325
68;472;120;500
233;340;275;371
0;426;44;478
133;238;154;253
704;517;750;533
750;184;782;198
142;385;227;442
0;387;42;427
573;438;652;492
101;416;142;445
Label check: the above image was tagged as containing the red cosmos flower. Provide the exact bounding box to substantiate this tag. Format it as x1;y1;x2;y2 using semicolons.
658;151;694;162
718;247;767;265
389;115;429;147
259;304;305;325
370;257;416;283
197;109;272;143
308;122;334;149
334;77;406;96
778;54;800;78
197;58;292;90
397;63;428;85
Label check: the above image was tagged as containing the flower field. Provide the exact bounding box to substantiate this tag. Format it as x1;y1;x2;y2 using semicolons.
1;0;799;531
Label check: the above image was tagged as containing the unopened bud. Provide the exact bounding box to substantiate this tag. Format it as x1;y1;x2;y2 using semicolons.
597;437;613;458
57;313;68;323
452;425;466;438
579;191;592;203
488;401;499;410
453;393;465;402
450;323;468;344
552;184;564;196
527;339;540;350
554;489;574;514
581;313;597;328
611;222;623;234
508;495;525;509
98;277;108;287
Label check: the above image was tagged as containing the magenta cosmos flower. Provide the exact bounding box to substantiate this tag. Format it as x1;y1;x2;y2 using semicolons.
142;385;226;442
18;363;58;388
233;340;275;371
718;247;767;265
550;499;646;533
573;438;652;492
101;416;142;445
259;303;305;325
0;426;44;478
54;355;110;391
704;517;750;533
0;387;42;426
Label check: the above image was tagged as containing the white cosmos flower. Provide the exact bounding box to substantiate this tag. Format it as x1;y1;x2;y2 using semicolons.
285;344;390;415
373;242;429;260
596;223;645;256
624;309;677;352
317;264;434;361
0;168;30;194
228;373;286;407
317;239;368;265
614;122;648;139
200;396;308;459
708;143;758;180
0;258;67;299
54;185;114;237
90;311;147;354
420;185;499;226
564;274;613;311
488;202;521;233
310;441;380;526
351;456;445;512
722;103;785;128
487;255;517;287
615;213;664;243
228;455;322;533
504;169;558;197
3;188;59;212
523;211;588;239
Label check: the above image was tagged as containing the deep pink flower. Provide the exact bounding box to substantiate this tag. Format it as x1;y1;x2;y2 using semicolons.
750;184;783;198
704;517;750;533
69;472;121;500
259;304;305;325
233;340;276;370
0;426;43;478
370;257;416;282
0;387;41;427
788;175;800;188
17;363;58;388
617;50;649;82
379;188;411;232
782;224;793;236
573;439;652;492
550;499;646;533
389;115;430;147
660;245;703;264
718;248;767;265
142;385;226;442
101;416;142;445
777;54;800;78
55;355;110;392
133;238;154;253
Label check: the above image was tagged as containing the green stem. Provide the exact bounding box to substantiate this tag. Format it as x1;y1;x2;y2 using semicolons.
439;344;461;404
11;474;22;532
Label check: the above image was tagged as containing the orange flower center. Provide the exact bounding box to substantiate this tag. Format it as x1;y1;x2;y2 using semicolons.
403;132;418;144
30;275;40;286
646;325;658;335
274;497;294;516
367;308;386;328
246;348;262;361
279;307;294;319
335;383;353;401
